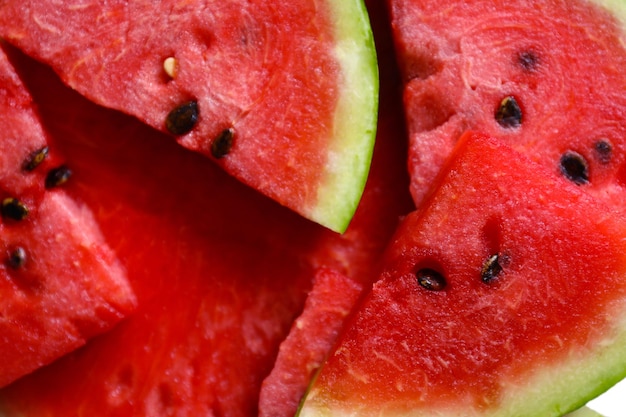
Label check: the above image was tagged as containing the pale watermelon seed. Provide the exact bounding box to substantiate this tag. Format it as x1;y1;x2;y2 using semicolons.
45;165;72;189
495;96;522;128
22;146;49;171
211;128;234;159
416;268;447;291
559;151;589;185
165;100;199;135
163;57;178;79
7;247;26;269
1;198;28;221
481;254;503;284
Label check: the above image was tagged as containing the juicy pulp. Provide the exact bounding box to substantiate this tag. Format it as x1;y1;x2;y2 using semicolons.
259;268;363;417
0;0;379;233
389;0;626;210
0;41;411;416
298;132;626;417
0;45;135;388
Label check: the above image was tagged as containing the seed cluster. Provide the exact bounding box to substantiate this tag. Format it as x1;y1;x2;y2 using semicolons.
165;101;235;159
493;50;616;188
415;254;506;292
2;145;72;270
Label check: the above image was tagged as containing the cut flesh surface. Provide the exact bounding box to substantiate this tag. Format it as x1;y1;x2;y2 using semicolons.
298;133;626;417
0;0;379;233
0;44;411;416
389;0;626;209
0;46;135;388
259;268;363;417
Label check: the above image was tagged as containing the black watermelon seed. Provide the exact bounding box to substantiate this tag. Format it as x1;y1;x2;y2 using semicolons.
45;165;72;189
516;50;539;71
22;146;49;171
594;140;612;164
211;128;234;159
7;247;26;269
495;96;523;128
416;268;447;291
1;198;28;221
165;100;199;135
481;254;503;284
560;151;589;185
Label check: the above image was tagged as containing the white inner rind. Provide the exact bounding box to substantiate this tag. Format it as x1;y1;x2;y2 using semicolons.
308;0;379;234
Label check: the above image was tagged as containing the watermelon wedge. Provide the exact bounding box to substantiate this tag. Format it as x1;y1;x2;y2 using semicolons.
298;132;626;417
0;0;379;233
388;0;626;209
0;41;411;416
259;268;363;417
0;45;135;388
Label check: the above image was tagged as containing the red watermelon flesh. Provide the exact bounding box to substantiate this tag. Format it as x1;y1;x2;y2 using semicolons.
0;46;135;388
388;0;626;208
259;0;414;414
0;41;411;416
0;0;378;233
298;132;626;417
259;267;363;417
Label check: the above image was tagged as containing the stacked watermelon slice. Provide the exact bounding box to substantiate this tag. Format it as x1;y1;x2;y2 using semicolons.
0;0;625;416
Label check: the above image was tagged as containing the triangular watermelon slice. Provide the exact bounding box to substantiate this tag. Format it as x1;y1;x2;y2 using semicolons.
298;132;626;417
0;41;411;416
388;0;626;209
259;267;363;417
0;0;378;233
0;46;135;388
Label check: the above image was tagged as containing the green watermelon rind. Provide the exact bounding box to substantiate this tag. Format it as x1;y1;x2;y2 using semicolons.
308;0;379;234
566;407;605;417
487;313;626;417
296;296;626;417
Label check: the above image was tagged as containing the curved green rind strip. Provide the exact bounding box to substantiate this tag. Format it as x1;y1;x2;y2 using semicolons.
297;310;626;417
565;407;605;417
308;0;379;234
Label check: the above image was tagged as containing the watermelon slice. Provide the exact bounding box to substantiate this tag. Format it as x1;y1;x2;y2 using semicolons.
0;46;135;387
260;2;414;413
259;268;363;417
0;40;411;416
388;0;626;208
0;0;378;233
298;132;626;417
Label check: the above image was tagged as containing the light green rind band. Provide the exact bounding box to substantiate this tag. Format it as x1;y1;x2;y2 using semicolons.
298;309;626;417
309;0;379;234
565;406;605;417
